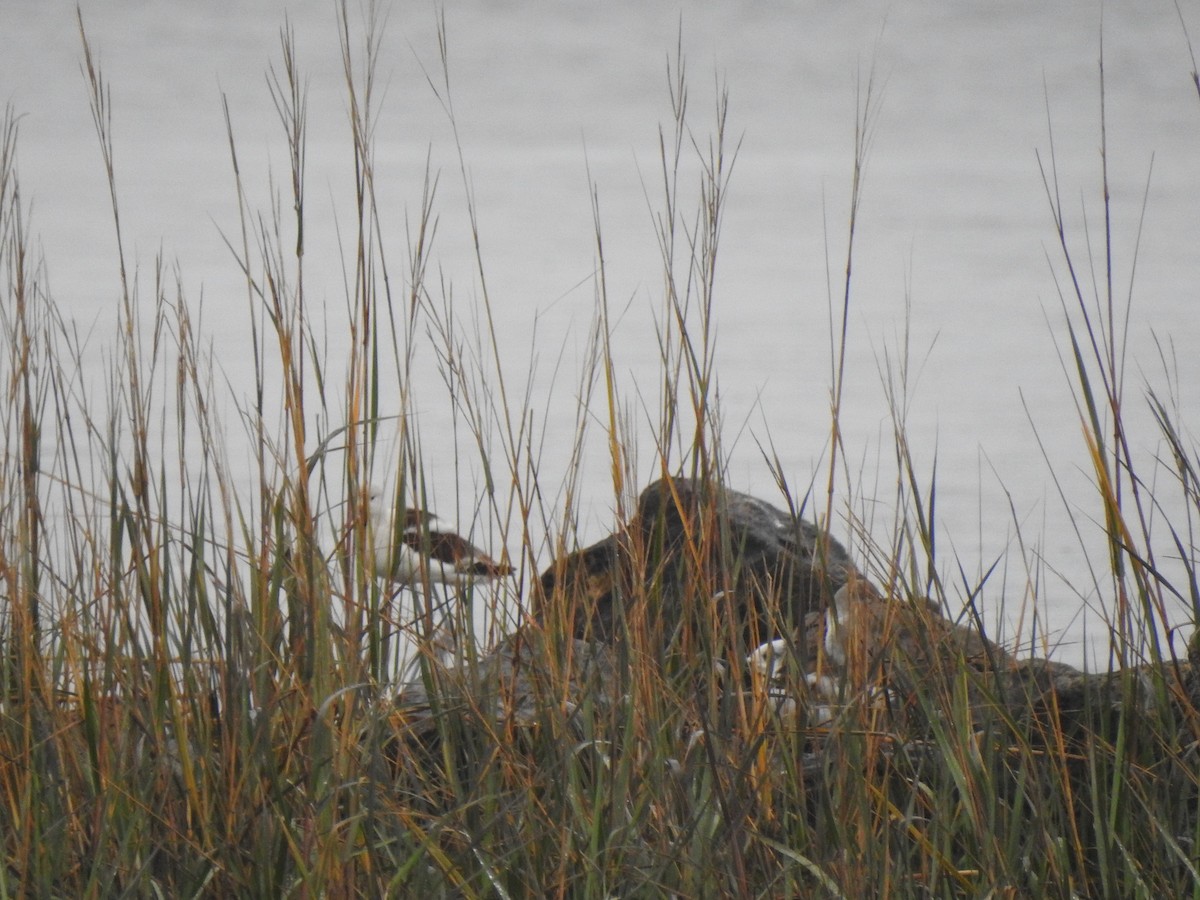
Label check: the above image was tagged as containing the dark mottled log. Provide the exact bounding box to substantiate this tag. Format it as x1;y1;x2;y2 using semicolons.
535;476;858;648
380;479;1200;811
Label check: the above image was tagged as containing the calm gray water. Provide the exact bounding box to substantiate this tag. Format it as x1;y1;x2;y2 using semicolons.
2;1;1198;666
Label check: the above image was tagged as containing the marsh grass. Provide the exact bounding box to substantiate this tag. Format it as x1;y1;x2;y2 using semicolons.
1;6;1198;898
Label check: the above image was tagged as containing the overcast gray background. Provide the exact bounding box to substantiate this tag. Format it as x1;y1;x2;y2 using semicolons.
2;1;1197;665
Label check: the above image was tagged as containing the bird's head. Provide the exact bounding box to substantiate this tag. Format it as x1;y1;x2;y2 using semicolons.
403;507;438;529
364;487;437;529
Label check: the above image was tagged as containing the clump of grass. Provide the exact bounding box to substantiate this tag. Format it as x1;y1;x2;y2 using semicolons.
1;5;1198;897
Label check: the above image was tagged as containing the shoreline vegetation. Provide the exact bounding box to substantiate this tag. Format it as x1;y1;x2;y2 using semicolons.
3;7;1199;897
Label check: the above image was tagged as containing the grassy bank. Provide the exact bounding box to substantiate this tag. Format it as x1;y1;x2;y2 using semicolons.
1;8;1199;897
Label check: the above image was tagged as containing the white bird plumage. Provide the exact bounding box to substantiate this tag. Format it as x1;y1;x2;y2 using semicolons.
367;490;511;589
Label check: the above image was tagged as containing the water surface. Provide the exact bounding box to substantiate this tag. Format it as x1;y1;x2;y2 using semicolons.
2;1;1197;665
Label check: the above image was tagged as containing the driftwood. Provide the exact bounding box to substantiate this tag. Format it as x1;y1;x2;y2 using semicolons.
386;476;1200;773
534;476;857;646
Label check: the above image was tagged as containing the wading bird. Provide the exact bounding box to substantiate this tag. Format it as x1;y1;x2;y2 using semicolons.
368;490;512;677
368;491;512;589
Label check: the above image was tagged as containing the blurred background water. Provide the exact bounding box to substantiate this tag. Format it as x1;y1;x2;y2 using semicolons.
2;0;1197;666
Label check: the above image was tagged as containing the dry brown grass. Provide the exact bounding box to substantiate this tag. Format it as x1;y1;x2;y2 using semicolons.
0;6;1197;897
